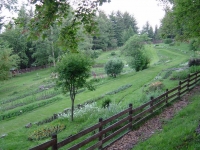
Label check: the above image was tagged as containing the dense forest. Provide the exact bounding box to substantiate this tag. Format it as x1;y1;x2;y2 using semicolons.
0;0;199;79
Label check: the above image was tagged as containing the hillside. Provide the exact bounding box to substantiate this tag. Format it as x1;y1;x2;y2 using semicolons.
0;43;198;149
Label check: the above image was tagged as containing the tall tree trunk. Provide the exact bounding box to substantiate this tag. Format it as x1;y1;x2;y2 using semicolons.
71;99;74;121
51;26;56;67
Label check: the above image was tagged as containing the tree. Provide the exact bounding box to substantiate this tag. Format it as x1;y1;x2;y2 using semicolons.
122;26;135;44
22;0;110;53
122;35;150;71
109;11;138;47
172;0;200;40
159;9;176;39
0;39;19;80
55;53;94;121
141;21;154;40
92;11;110;51
104;58;124;78
153;25;160;41
189;39;199;57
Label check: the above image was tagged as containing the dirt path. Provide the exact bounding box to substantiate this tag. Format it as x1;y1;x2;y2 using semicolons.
105;86;200;150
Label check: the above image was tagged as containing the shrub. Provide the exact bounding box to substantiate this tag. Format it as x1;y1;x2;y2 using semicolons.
171;70;189;80
188;58;200;67
189;66;200;73
129;50;150;72
164;38;173;44
140;89;164;103
102;98;112;108
110;52;116;56
104;58;124;77
28;124;66;140
148;81;164;92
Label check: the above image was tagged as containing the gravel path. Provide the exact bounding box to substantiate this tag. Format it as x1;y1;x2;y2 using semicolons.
105;86;200;150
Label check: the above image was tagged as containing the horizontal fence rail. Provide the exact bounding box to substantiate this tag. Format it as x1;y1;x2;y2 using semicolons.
30;71;200;150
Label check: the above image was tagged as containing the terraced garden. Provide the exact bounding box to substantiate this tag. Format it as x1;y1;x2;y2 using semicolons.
0;43;198;149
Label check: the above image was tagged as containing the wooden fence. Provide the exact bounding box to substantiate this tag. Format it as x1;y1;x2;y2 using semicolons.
30;71;200;150
10;64;53;76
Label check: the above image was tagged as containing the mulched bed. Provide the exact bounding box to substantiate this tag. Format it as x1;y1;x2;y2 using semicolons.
105;86;200;150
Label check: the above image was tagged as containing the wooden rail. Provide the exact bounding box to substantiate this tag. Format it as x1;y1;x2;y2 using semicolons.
30;71;200;150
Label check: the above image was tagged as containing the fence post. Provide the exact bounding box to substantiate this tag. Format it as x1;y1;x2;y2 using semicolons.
165;89;169;104
129;104;133;131
150;96;154;113
52;134;57;150
195;72;198;82
99;118;103;150
187;74;190;91
178;81;182;99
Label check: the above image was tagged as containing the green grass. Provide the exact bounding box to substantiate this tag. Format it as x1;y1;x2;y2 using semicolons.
0;43;193;149
133;94;200;150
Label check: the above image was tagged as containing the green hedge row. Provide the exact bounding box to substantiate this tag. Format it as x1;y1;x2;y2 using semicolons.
0;97;62;121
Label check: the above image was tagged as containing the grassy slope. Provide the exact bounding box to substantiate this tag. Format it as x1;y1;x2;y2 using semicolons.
0;44;192;149
1;46;188;134
133;94;200;150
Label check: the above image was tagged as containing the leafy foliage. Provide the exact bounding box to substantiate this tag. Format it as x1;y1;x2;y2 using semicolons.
104;58;124;77
188;58;200;67
164;38;173;44
122;35;150;71
102;98;111;108
0;39;19;80
55;53;94;121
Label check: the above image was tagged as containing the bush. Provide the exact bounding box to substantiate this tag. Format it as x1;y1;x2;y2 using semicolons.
189;66;200;73
188;58;200;67
110;52;116;56
148;81;164;92
164;38;173;44
140;89;164;103
129;50;150;72
171;70;189;80
104;59;124;77
102;98;112;108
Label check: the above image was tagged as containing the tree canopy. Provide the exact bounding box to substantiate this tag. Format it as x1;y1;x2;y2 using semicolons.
55;53;94;121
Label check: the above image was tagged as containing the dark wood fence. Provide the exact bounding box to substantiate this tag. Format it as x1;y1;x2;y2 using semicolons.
11;64;53;76
30;71;200;150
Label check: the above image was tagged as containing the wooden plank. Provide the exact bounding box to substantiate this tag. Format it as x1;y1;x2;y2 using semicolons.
29;139;56;150
132;107;153;121
102;116;131;135
190;76;196;82
132;101;151;113
167;86;179;94
57;123;101;148
181;79;188;84
68;132;101;150
190;72;198;78
86;141;102;150
102;123;131;143
132;97;169;127
102;107;131;125
181;84;188;89
103;130;129;149
189;81;196;87
151;97;167;109
152;93;166;103
180;89;188;95
168;92;178;100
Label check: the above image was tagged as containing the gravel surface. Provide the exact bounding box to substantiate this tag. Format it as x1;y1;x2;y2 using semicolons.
105;86;200;150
